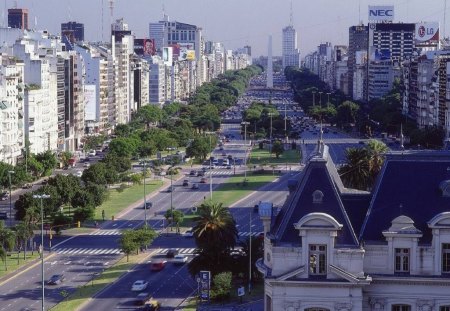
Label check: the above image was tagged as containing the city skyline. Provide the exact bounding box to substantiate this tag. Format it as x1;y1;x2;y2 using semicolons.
2;0;450;57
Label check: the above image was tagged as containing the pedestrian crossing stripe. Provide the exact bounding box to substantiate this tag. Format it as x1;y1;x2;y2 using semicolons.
204;170;234;176
156;248;196;255
89;230;122;236
52;248;122;255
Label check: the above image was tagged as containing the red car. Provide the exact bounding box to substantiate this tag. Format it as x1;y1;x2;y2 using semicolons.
151;261;166;271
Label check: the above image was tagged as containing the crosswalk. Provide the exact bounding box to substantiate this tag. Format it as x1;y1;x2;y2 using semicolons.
52;247;122;255
87;230;262;237
156;248;196;255
205;170;234;176
89;229;122;236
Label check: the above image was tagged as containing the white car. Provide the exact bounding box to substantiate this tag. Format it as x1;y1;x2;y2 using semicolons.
173;254;188;265
131;280;149;291
75;171;83;178
183;229;194;238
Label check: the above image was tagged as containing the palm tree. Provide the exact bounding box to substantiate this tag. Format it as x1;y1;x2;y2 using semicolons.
339;147;371;190
0;221;16;270
188;200;238;277
193;200;238;251
366;139;388;183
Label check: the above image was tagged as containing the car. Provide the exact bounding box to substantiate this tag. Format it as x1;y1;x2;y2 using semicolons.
0;212;8;220
22;183;33;189
75;171;83;178
197;171;205;177
131;280;149;292
0;192;8;201
47;274;65;285
183;229;194;238
173;254;188;265
226;165;232;169
182;179;189;187
200;177;207;184
221;152;227;156
191;183;199;190
88;150;96;157
219;147;224;151
167;186;174;192
150;261;166;271
143;299;161;311
166;249;179;258
134;292;152;306
189;170;196;176
82;157;90;162
83;162;90;168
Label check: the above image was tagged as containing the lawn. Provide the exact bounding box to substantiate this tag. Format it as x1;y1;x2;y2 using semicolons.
248;147;301;165
50;252;148;311
0;252;40;278
94;180;164;221
212;173;280;207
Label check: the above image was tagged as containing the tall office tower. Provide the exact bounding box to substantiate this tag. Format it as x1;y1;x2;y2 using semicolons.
61;21;85;43
282;25;300;69
8;8;28;30
267;35;273;88
348;25;368;99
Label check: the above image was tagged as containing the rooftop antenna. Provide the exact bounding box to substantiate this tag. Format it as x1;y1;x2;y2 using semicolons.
162;4;165;19
445;0;448;40
109;0;114;20
358;0;361;24
289;0;293;27
68;0;72;21
14;0;17;8
101;0;104;41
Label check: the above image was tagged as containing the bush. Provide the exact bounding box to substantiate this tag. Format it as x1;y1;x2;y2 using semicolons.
211;271;232;301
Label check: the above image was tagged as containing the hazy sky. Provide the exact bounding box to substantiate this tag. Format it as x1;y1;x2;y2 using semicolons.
3;0;450;56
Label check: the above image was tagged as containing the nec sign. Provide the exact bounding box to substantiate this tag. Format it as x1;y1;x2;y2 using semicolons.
368;6;394;22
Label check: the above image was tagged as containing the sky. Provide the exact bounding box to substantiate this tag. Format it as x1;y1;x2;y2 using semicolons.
3;0;450;57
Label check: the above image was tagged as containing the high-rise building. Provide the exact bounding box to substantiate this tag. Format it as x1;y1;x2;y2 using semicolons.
282;25;300;69
267;35;273;88
348;25;368;99
61;21;85;43
8;8;28;30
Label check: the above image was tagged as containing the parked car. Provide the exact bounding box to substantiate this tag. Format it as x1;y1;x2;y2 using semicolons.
88;150;96;157
167;186;174;193
173;254;188;265
166;249;179;258
189;170;196;176
182;179;189;186
200;177;207;184
47;274;65;285
131;280;149;292
22;183;33;189
150;261;166;271
191;183;199;190
197;170;205;177
75;171;83;178
83;162;90;168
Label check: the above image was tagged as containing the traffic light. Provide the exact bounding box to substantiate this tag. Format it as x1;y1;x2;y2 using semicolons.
77;221;80;228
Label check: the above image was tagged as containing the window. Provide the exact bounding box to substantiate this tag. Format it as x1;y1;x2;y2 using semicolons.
395;248;410;272
440;307;450;311
443;244;450;273
309;245;327;275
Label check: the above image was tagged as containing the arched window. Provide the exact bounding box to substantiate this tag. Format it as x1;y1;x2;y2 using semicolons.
312;190;324;203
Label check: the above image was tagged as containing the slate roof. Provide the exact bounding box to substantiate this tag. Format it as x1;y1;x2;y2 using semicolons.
359;151;450;244
269;145;450;248
271;144;368;247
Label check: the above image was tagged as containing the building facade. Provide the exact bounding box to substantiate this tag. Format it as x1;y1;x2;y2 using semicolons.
8;8;28;30
282;25;300;69
257;143;450;311
61;21;85;43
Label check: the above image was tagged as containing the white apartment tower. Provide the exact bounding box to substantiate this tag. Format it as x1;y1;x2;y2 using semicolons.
282;5;300;69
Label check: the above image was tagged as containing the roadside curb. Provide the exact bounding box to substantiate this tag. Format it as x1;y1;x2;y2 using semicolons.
0;252;57;287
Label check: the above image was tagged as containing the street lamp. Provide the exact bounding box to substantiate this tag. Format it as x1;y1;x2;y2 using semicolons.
241;122;249;181
7;171;14;227
248;205;253;294
312;91;316;107
318;91;323;107
142;160;148;227
326;92;331;108
32;193;50;311
268;113;274;156
204;132;215;200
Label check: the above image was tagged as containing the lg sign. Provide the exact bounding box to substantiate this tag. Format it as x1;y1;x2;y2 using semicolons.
368;5;394;22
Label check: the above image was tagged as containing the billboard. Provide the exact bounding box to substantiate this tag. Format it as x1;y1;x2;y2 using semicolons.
169;44;181;59
134;39;156;56
368;5;394;22
415;22;439;47
179;47;195;61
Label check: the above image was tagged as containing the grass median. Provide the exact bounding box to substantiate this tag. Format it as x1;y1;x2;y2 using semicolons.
94;179;164;221
0;252;41;278
50;252;149;311
248;147;301;165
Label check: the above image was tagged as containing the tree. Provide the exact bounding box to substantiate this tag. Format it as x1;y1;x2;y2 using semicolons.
71;189;95;209
211;272;232;300
339;147;371;190
133;227;157;251
0;221;16;270
34;151;57;176
135;104;164;127
336;101;359;127
366;139;388;182
271;140;284;158
186;136;211;162
59;151;73;168
14;222;33;260
73;207;95;223
164;209;184;233
51;212;72;234
102;153;131;173
48;174;81;206
114;124;132;137
108;137;141;158
119;230;138;262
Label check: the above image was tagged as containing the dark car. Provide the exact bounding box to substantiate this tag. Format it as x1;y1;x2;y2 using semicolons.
166;249;179;258
191;183;199;190
197;171;205;177
47;274;65;285
182;180;189;187
134;292;152;306
189;170;196;176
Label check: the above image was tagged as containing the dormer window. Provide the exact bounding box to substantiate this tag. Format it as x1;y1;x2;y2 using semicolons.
439;180;450;197
443;244;450;273
312;190;324;204
309;244;327;275
394;248;410;273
